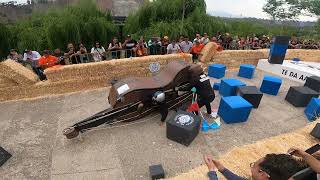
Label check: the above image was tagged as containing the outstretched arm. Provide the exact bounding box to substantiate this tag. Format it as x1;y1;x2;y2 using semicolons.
211;159;247;180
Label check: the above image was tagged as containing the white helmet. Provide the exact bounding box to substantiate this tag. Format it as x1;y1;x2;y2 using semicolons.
152;91;165;103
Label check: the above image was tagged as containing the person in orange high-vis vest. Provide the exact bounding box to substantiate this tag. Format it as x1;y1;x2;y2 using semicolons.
38;50;59;70
191;40;204;63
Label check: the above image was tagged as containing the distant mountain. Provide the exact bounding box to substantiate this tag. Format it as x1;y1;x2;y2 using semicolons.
207;10;242;18
207;10;316;27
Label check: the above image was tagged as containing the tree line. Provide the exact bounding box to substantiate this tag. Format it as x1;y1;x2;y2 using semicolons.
0;0;319;59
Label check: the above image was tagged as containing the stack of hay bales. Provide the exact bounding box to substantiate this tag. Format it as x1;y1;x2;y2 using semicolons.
0;60;39;86
45;54;192;84
168;121;319;180
209;50;267;70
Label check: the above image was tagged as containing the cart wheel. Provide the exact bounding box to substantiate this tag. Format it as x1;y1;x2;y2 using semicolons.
63;127;79;139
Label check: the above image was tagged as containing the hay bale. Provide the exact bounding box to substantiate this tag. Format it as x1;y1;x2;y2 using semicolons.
200;42;219;62
168;121;319;180
0;75;19;88
0;60;39;86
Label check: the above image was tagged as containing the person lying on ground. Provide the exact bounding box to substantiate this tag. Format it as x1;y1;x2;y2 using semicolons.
204;153;306;180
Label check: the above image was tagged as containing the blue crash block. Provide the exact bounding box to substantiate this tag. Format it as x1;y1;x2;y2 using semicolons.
238;64;256;79
208;64;226;79
213;83;220;90
260;76;282;95
218;96;253;124
219;78;246;97
305;98;320;121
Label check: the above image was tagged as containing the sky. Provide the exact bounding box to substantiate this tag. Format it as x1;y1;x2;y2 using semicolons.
1;0;318;21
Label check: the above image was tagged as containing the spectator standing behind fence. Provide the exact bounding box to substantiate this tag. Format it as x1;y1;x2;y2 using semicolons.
76;43;89;62
191;40;204;63
211;37;218;43
238;37;246;50
77;43;87;54
7;49;23;63
161;36;170;55
123;35;137;58
64;43;78;64
252;38;261;50
91;42;106;62
135;40;148;57
148;36;162;55
108;37;122;59
53;49;65;65
201;33;210;45
193;33;202;44
167;40;181;54
179;36;193;53
222;33;233;49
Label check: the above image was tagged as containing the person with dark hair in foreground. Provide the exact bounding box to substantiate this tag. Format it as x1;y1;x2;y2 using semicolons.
288;147;320;174
204;154;306;180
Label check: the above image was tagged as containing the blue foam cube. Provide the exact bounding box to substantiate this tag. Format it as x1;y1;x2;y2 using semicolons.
218;96;253;124
208;64;226;79
260;76;282;95
219;78;246;97
238;64;256;79
304;98;320;121
213;83;220;90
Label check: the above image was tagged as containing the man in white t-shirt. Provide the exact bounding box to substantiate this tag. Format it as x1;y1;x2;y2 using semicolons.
23;49;43;79
179;36;193;53
201;33;210;45
193;33;202;44
23;49;41;67
167;40;181;54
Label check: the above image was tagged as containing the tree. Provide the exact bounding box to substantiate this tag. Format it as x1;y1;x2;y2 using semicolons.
0;23;11;60
263;0;303;21
180;0;206;34
263;0;320;21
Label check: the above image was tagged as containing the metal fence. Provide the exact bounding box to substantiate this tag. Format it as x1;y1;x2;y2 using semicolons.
63;47;169;65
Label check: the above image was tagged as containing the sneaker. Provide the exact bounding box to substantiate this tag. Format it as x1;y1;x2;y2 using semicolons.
208;112;218;119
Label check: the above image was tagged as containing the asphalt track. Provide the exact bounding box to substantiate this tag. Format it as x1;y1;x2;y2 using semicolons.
0;70;309;180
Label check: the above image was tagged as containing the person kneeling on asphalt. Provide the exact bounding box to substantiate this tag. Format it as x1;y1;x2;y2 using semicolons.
204;153;306;180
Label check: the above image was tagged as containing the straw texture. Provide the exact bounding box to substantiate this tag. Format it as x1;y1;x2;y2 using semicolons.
0;60;39;86
168;121;319;180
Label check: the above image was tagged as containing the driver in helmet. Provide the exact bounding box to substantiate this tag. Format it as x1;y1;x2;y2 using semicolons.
152;91;168;123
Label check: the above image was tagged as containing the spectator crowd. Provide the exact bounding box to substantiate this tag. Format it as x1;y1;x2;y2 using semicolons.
5;32;320;80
